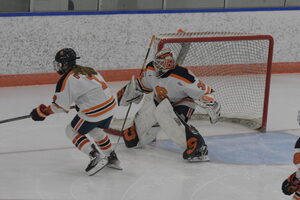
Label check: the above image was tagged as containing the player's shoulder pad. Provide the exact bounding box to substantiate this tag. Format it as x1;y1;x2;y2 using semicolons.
169;65;196;84
144;61;156;72
55;70;74;92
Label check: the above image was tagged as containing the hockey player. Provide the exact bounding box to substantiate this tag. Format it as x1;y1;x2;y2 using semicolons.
282;111;300;198
30;48;121;176
117;48;221;162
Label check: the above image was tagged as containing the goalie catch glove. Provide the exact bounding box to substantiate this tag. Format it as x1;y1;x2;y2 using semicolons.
282;172;300;195
117;76;144;106
198;94;221;124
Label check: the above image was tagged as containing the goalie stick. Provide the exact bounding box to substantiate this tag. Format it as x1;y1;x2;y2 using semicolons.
107;35;156;150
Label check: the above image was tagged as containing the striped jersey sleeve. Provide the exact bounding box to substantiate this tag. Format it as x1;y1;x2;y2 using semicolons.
170;66;213;100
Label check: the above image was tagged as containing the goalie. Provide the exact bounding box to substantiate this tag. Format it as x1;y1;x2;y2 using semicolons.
117;48;221;162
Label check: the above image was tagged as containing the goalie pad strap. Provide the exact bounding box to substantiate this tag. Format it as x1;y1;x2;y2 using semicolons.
134;93;158;146
122;124;139;148
121;93;159;148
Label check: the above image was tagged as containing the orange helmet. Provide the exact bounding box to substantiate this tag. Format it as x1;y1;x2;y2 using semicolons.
153;48;175;77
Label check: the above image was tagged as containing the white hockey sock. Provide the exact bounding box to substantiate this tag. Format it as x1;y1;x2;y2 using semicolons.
89;128;113;155
65;124;93;156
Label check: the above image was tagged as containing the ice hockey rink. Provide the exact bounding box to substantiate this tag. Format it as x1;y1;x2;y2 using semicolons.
0;73;300;200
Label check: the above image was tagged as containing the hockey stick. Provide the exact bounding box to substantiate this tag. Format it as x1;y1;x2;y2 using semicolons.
0;105;77;125
0;115;31;124
112;35;156;150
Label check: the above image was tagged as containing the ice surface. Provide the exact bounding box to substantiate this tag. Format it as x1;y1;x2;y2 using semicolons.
0;74;300;200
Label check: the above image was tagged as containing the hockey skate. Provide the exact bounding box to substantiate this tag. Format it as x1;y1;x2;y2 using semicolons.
183;145;210;162
85;145;108;176
107;151;122;170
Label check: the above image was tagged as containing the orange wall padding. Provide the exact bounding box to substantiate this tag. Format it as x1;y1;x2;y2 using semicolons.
1;62;300;87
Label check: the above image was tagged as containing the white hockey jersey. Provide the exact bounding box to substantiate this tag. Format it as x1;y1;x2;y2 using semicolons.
136;61;213;108
50;70;116;122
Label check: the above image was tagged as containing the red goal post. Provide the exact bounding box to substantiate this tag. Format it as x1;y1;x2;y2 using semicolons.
151;32;274;132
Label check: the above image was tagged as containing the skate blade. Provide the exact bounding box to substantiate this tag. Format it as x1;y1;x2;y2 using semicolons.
87;158;108;176
107;163;123;170
187;155;210;163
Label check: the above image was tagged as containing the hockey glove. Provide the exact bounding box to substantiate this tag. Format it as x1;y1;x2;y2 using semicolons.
30;104;53;121
118;76;144;106
198;94;221;124
282;172;300;195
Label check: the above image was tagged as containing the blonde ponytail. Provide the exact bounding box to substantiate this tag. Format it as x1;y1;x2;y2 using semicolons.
73;65;97;77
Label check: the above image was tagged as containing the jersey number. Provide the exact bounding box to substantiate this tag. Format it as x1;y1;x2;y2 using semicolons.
155;86;168;100
87;76;108;89
186;137;198;155
73;74;108;89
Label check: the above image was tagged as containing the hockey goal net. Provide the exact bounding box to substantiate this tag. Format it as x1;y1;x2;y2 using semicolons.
109;32;273;133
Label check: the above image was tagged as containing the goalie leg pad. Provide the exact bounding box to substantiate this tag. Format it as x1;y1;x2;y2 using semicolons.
155;99;209;161
123;124;159;148
154;99;187;148
122;93;159;148
182;125;209;162
134;93;159;146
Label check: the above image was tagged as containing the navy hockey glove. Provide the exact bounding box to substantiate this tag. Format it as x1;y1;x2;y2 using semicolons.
30;104;53;121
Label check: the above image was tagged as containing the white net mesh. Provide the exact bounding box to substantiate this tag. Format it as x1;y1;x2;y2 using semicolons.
108;32;273;132
150;32;273;130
